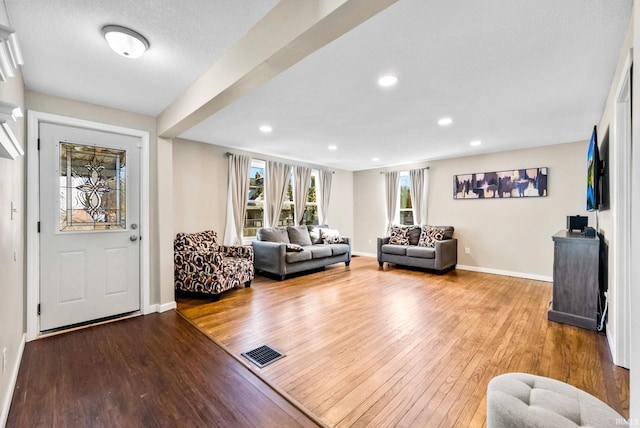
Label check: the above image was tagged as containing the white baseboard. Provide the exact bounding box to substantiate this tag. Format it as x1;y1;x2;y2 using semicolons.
352;251;376;258
157;301;177;313
1;333;26;428
456;264;552;282
351;254;552;282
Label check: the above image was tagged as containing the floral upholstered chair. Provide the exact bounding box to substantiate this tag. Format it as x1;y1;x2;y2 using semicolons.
174;230;254;301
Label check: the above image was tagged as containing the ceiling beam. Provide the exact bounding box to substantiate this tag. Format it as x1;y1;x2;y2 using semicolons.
156;0;398;139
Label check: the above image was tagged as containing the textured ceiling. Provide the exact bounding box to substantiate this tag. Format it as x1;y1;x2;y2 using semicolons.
5;0;633;171
6;0;279;116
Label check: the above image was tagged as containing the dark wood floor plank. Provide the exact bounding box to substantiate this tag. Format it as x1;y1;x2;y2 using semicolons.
7;311;319;428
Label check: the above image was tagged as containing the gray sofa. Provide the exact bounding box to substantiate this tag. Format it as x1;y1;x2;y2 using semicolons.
252;225;351;280
378;225;457;273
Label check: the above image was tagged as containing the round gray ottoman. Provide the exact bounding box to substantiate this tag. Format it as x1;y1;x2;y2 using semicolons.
487;372;627;427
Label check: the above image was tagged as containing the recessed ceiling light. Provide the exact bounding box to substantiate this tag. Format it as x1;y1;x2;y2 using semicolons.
259;125;272;134
372;157;380;161
102;25;149;58
470;140;482;146
377;75;398;88
438;117;453;126
328;145;337;151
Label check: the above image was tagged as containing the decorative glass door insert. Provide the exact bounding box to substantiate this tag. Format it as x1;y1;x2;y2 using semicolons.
59;142;126;231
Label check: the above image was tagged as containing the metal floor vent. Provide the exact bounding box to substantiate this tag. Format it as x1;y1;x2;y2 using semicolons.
242;344;286;368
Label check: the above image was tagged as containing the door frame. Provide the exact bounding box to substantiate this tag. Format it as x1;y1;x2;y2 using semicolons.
26;110;151;341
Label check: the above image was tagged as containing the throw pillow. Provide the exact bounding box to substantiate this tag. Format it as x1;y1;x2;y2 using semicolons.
320;228;345;244
418;226;447;248
287;225;313;246
285;243;304;252
257;227;290;243
388;225;411;245
308;225;325;244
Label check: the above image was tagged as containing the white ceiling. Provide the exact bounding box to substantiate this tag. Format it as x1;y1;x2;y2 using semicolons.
6;0;633;171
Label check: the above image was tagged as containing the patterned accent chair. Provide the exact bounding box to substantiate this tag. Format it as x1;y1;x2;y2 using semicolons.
174;230;254;301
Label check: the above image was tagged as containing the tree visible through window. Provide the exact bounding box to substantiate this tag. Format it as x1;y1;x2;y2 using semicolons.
244;159;265;237
399;171;413;225
243;161;320;237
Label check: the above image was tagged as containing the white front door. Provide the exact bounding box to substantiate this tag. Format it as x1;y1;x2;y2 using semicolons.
39;123;141;331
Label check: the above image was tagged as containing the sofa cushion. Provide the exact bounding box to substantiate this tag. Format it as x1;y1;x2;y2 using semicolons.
321;228;345;244
287;226;312;246
381;244;408;256
389;225;411;245
418;226;454;248
285;243;304;252
406;246;436;259
329;243;350;256
286;250;312;263
257;227;290;244
306;245;332;259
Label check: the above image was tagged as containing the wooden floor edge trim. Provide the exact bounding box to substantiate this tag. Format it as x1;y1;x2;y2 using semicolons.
174;309;328;428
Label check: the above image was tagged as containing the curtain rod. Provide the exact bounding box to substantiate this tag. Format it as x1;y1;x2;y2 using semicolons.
380;166;430;174
226;152;334;173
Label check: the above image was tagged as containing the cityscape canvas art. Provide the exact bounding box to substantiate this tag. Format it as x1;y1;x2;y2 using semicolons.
453;167;548;199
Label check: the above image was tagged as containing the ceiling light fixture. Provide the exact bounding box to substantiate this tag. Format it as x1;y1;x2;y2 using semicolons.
372;157;380;161
328;145;337;151
470;140;482;146
377;75;398;88
259;125;273;134
102;25;149;58
438;117;453;126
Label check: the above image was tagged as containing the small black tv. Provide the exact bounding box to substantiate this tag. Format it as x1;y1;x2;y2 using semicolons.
586;125;599;212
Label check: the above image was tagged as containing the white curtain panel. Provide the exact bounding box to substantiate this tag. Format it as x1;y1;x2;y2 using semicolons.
409;168;428;226
384;171;399;234
265;161;292;227
318;169;332;225
223;154;252;245
293;166;312;225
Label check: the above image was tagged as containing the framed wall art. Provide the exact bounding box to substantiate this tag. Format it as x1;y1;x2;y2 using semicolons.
453;167;547;199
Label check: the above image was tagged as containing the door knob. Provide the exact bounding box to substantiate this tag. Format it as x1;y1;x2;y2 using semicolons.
130;235;138;242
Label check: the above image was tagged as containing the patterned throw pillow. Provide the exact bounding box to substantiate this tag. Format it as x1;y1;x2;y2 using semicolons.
418;226;446;248
285;243;304;252
320;228;345;244
388;225;411;245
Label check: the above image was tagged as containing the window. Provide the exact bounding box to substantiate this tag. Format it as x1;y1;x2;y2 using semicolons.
399;171;413;225
279;174;294;226
303;171;319;225
243;162;319;236
279;169;319;226
244;159;265;237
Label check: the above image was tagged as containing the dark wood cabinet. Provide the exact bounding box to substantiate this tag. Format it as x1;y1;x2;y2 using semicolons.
548;230;599;330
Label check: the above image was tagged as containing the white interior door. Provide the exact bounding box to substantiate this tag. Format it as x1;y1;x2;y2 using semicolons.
39;123;141;331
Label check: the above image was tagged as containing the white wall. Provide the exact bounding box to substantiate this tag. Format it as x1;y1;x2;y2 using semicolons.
594;11;633;370
354;141;588;280
0;71;25;427
172;138;354;241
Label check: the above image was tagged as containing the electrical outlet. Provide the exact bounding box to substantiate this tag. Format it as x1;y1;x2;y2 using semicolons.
2;347;6;374
464;247;471;255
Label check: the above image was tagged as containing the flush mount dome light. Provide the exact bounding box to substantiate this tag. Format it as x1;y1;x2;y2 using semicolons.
102;25;149;58
259;125;273;133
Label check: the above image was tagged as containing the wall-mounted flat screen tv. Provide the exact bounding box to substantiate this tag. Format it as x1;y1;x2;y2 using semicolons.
586;125;599;212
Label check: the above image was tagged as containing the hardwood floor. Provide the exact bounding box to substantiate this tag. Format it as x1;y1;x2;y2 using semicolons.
178;256;629;428
7;311;318;427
